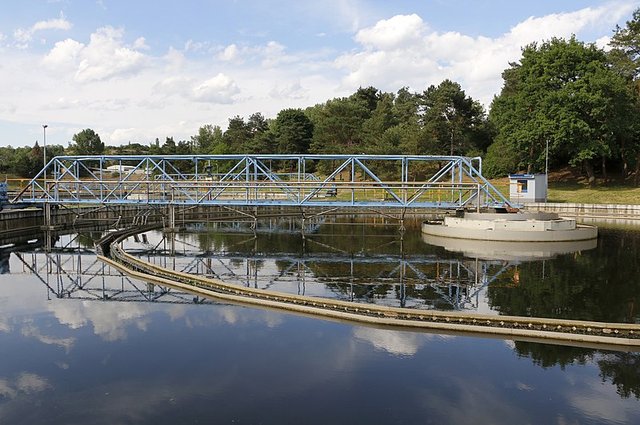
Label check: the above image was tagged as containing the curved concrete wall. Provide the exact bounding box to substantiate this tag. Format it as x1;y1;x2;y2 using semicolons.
465;212;558;221
422;221;598;242
525;203;640;219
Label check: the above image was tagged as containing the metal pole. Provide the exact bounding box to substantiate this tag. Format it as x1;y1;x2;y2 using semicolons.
545;139;549;202
43;124;48;181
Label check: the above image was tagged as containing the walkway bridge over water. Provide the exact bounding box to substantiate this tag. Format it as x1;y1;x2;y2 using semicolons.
13;154;509;211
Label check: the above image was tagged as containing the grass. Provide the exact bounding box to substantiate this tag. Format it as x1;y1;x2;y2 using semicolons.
5;171;640;205
490;177;640;205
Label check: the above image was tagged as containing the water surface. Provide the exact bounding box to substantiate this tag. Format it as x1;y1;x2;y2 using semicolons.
0;218;639;424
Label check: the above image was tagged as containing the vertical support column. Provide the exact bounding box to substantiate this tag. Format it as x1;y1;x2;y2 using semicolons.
401;157;407;206
168;204;176;230
44;202;51;228
350;158;355;204
399;259;406;308
458;158;463;207
43;202;53;252
251;206;258;237
169;231;176;256
299;157;304;203
195;158;199;203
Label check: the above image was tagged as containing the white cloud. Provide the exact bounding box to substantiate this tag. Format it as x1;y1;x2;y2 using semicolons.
0;373;51;399
507;5;633;46
336;3;639;106
43;38;84;67
15;373;52;394
353;327;452;356
355;14;425;50
261;41;289;67
163;46;186;70
109;127;152;144
596;35;613;50
566;369;639;423
301;0;368;33
269;81;308;100
156;73;240;104
49;300;151;341
218;44;240;62
43;26;149;82
32;16;72;32
192;73;240;103
75;26;149;82
13;12;72;48
20;322;75;352
132;37;149;50
213;41;291;67
1;1;637;148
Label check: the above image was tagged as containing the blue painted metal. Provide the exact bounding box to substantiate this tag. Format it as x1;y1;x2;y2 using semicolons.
12;154;511;209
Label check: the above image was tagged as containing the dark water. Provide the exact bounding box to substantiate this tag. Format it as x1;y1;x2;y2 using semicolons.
0;217;639;424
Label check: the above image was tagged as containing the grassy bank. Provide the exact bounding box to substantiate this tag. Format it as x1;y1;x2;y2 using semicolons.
5;173;640;205
490;179;640;205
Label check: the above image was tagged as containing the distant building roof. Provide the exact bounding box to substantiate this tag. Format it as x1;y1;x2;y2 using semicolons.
508;174;539;179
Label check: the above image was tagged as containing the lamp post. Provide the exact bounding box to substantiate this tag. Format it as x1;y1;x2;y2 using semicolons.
442;106;455;156
42;124;48;181
545;139;549;202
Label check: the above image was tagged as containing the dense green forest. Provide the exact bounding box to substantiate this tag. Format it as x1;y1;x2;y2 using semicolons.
5;11;640;184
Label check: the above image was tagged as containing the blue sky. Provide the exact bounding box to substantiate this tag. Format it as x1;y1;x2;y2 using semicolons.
1;0;638;148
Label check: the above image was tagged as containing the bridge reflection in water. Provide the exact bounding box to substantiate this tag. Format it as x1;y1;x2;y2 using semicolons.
12;244;216;305
116;224;595;312
14;249;507;311
7;219;597;313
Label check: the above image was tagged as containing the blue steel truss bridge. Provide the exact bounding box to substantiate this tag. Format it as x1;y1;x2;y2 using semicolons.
13;154;509;210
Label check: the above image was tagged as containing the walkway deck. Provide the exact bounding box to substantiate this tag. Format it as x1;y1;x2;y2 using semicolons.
12;154;509;210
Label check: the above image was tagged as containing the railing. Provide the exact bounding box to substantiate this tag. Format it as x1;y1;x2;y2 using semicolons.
12;154;511;209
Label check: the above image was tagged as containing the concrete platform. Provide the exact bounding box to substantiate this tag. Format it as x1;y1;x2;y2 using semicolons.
422;212;598;242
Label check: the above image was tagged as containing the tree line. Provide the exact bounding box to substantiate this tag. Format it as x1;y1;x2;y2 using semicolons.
5;10;640;185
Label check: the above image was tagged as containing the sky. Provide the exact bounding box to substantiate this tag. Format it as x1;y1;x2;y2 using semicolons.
1;0;639;148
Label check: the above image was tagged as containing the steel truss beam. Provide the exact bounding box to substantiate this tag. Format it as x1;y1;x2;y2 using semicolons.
13;251;216;304
13;154;510;209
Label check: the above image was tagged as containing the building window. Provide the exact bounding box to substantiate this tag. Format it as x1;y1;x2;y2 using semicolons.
517;179;528;193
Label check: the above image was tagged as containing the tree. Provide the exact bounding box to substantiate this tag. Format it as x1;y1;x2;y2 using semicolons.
11;144;44;177
70;128;104;156
223;116;251;152
247;112;269;136
161;137;177;155
362;92;399;151
244;112;272;154
610;8;640;182
273;108;314;154
191;124;223;154
113;142;149;155
489;37;636;184
310;97;369;154
610;9;640;81
420;79;488;156
394;87;420;126
350;86;381;116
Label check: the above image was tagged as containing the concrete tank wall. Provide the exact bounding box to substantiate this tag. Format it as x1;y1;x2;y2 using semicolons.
525;203;640;219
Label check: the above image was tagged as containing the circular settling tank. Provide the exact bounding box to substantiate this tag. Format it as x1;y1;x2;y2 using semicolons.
422;212;598;242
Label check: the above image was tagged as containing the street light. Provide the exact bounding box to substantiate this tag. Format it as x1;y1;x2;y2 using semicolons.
545;138;549;202
43;124;48;181
442;106;455;156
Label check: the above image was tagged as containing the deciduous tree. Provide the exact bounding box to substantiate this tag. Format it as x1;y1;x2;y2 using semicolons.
489;37;636;184
70;128;104;156
273;108;313;154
